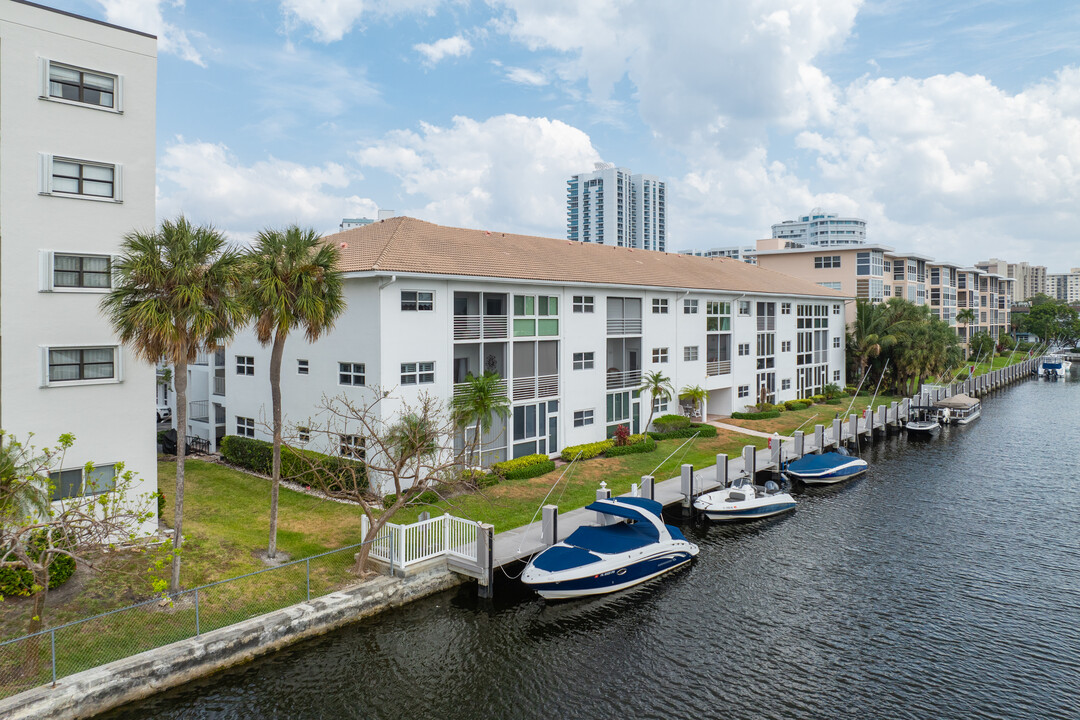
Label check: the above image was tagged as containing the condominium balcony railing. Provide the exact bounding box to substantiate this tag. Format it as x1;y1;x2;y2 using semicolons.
189;400;209;423
454;315;508;340
452;378;508;400
213;376;225;396
512;374;559;402
706;360;731;376
606;368;642;390
606;318;642;335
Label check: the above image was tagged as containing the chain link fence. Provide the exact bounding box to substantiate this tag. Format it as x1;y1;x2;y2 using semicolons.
0;540;378;701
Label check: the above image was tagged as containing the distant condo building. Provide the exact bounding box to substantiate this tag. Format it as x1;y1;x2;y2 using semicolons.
1048;268;1080;304
567;163;666;252
975;258;1047;304
771;208;866;246
340;217;374;232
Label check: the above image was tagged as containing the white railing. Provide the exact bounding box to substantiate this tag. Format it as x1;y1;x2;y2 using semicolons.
482;315;508;338
513;373;559;401
453;315;508;340
606;368;641;389
363;515;479;569
706;360;731;376
453;379;508;399
607;318;642;335
189;400;209;423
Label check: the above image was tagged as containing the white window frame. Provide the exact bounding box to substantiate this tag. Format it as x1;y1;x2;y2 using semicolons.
50;462;117;501
41;344;121;387
652;347;668;363
781;378;791;390
738;343;750;356
781;302;792;315
652;298;669;314
236;416;255;438
572;295;594;313
652;396;669;413
340;434;366;459
401;361;435;385
573;409;594;427
40;59;123;113
297;426;311;443
683;346;699;361
572;351;595;370
401;290;434;312
738;385;750;398
683;299;699;314
781;341;792;352
339;362;366;386
297;359;309;375
236;356;254;376
39;250;115;293
39;154;123;202
738;300;751;316
833;337;841;348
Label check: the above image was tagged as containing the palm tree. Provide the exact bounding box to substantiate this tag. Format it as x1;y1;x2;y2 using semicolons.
638;370;674;433
0;433;49;523
956;308;977;351
678;385;709;421
102;216;246;592
244;225;345;560
386;412;439;488
450;372;510;466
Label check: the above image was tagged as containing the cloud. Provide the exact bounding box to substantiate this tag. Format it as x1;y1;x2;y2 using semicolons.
157;139;378;237
414;35;473;65
504;66;547;86
95;0;206;66
353;114;601;235
281;0;443;43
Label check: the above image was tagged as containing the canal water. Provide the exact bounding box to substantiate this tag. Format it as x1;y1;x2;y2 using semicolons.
104;378;1080;720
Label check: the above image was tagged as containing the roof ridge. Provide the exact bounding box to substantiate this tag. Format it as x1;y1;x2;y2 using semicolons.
370;216;411;270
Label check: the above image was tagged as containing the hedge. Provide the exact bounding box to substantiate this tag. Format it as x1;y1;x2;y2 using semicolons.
220;435;367;492
652;414;691;433
561;439;614;462
604;437;657;457
784;400;811;411
0;553;76;597
824;398;842;405
730;410;781;420
491;453;556;481
383;489;441;508
648;423;718;440
810;394;826;403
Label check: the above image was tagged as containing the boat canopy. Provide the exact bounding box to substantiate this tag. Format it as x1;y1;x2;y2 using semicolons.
934;393;979;410
786;452;854;472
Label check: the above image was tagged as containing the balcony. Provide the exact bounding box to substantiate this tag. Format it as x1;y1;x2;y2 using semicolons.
512;374;558;402
454;378;508;400
453;314;508;341
606;369;641;390
606;318;642;335
213;375;225;396
706;361;731;376
189;400;209;423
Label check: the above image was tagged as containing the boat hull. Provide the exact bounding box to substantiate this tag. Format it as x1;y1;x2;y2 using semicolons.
905;421;940;435
784;457;868;485
700;501;796;521
524;546;697;600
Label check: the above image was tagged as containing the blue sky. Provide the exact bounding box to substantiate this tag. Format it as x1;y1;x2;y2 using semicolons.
46;1;1080;273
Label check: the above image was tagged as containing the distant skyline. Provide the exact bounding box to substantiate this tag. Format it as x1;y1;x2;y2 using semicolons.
44;1;1080;273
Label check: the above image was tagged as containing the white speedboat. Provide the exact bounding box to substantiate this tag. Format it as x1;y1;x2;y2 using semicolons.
694;476;795;521
934;393;981;425
521;497;698;600
783;449;869;485
1042;356;1067;379
905;406;941;435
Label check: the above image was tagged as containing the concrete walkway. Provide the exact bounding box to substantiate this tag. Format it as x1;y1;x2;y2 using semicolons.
708;420;776;439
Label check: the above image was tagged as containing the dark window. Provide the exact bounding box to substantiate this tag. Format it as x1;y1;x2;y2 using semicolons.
49;64;115;108
340;435;366;459
401;290;434;311
401;361;435;384
236;416;255;438
54;254;111;288
236;356;254;375
52;159;115;197
297;359;309;375
48;347;114;382
339;362;365;386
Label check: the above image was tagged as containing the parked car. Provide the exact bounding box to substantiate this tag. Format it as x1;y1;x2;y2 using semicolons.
156;405;172;423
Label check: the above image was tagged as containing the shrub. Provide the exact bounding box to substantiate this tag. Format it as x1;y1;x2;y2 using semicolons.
219;435;272;475
604;437;657;457
648;423;719;440
460;468;498;489
612;424;631;446
845;385;858;396
156;491;166;519
810;394;826;403
561;439;614;462
220;435;367;492
730;410;782;420
822;383;843;399
652;414;691;433
825;398;842;405
0;548;77;597
491;454;556;481
784;400;811;411
383;489;441;508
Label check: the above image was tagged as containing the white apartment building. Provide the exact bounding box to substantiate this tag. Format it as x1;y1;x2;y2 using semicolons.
772;208;867;246
218;218;847;477
0;1;157;507
567;163;667;252
680;245;758;264
976;258;1047;305
1048;268;1080;304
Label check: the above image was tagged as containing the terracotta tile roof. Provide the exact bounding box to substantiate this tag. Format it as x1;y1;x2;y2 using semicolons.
329;217;850;299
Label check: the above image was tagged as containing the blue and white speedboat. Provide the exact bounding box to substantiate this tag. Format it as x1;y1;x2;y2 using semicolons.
521;497;698;600
694;476;796;521
783;449;868;486
1042;355;1068;379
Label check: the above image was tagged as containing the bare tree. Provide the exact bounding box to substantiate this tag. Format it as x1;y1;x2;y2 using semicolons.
0;432;155;672
288;391;468;575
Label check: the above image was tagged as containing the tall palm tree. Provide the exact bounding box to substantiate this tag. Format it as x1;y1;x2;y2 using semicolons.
638;370;674;433
450;372;510;466
956;308;977;351
245;225;345;560
678;385;709;421
102;216;246;592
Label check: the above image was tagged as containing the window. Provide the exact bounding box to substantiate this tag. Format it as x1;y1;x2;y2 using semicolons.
652;298;669;314
53;254;111;289
683;299;699;314
339;362;365;386
856;251;883;277
833;370;841;382
781;341;792;352
48;347;115;382
833;305;841;314
401;361;435;385
297;359;309;375
652;396;669;413
573;295;594;313
573;351;594;370
833;337;841;348
237;416;255;438
298;426;311;443
738;343;750;356
514;295;559;336
47;157;117;199
684;346;699;361
47;62;116;109
50;463;116;501
573;410;594;427
818;282;843;291
401;290;434;311
814;255;841;269
340;434;366;459
236;356;254;376
738;301;751;316
781;302;791;315
652;347;668;363
738;385;750;398
781;378;791;390
706;301;731;331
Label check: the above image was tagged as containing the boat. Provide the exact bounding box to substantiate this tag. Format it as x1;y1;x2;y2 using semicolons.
1042;355;1067;379
782;448;868;485
521;496;699;600
934;393;981;425
905;405;941;435
693;475;795;521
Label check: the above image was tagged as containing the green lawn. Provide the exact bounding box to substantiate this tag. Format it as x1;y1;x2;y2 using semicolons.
964;352;1030;378
723;395;901;436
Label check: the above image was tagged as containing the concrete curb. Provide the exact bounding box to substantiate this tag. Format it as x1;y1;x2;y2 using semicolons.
0;567;465;720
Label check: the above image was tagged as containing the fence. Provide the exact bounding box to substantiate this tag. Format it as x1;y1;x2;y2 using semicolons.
0;513;485;702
